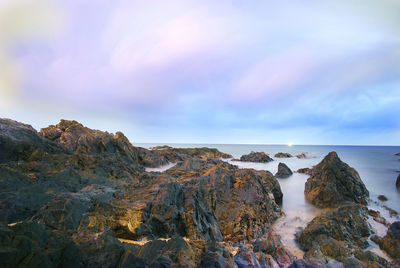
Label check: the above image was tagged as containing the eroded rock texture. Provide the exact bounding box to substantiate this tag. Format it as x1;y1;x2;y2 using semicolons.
239;151;273;163
0;118;287;267
304;151;369;208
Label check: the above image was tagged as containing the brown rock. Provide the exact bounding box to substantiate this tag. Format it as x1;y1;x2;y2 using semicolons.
304;151;369;208
275;162;293;178
239;151;273;163
274;152;293;158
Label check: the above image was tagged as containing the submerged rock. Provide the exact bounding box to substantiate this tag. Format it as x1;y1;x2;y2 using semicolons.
239;151;273;163
275;162;293;178
304;151;369;208
296;153;308;159
274;152;293;158
378;195;388;201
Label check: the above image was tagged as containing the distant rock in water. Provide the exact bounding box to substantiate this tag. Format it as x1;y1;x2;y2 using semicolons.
394;153;400;156
397;174;400;189
296;168;313;175
304;151;369;208
274;152;293;158
239;151;273;163
378;195;388;201
275;162;293;178
296;152;308;159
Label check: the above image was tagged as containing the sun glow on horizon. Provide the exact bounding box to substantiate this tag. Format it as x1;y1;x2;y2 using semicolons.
288;142;293;147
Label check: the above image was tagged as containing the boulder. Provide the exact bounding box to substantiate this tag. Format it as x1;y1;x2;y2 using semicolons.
239;151;273;163
304;151;369;208
298;204;388;266
397;174;400;189
376;221;400;261
296;153;308;159
275;163;293;178
378;195;388;201
274;152;293;158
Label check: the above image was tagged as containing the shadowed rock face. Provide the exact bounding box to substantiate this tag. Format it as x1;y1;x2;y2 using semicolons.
374;221;400;262
0;118;288;267
304;151;369;208
239;151;273;163
275;162;293;178
396;174;400;189
297;204;389;267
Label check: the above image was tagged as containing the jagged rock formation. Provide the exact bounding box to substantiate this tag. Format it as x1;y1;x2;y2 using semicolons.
304;151;369;208
0;118;287;267
297;204;389;267
239;151;273;163
372;221;400;263
274;152;293;158
275;162;293;178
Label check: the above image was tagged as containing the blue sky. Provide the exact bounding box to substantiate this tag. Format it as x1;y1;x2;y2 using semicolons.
0;0;399;145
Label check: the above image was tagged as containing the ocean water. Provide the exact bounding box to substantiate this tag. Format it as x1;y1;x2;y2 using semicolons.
136;143;400;257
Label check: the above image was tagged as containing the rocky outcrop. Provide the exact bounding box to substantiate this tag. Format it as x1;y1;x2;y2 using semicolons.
0;119;63;163
297;204;389;267
296;153;307;159
304;151;369;208
373;221;400;263
274;152;293;158
0;118;288;267
239;151;273;163
296;168;313;175
397;174;400;189
275;162;293;178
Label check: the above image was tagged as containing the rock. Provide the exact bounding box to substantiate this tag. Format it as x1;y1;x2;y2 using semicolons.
394;153;400;156
304;151;369;208
377;221;400;261
296;168;313;176
397;174;400;189
0;119;62;163
274;152;293;158
378;195;388;201
298;204;388;266
239;151;273;163
275;162;293;178
296;153;308;159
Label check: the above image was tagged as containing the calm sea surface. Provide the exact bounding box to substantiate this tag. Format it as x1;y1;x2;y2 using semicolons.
136;143;400;257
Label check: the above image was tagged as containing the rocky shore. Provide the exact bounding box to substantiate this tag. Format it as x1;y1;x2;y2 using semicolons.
0;118;399;267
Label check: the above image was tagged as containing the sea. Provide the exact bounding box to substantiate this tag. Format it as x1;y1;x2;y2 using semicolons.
135;143;400;259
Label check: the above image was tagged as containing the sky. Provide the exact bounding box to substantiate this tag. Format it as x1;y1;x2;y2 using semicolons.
0;0;399;145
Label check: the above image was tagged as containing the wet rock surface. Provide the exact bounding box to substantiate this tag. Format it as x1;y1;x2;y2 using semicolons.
298;204;390;267
239;151;273;163
373;221;400;263
304;151;369;208
275;162;293;178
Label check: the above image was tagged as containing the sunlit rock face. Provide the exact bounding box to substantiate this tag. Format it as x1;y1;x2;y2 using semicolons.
304;151;369;208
